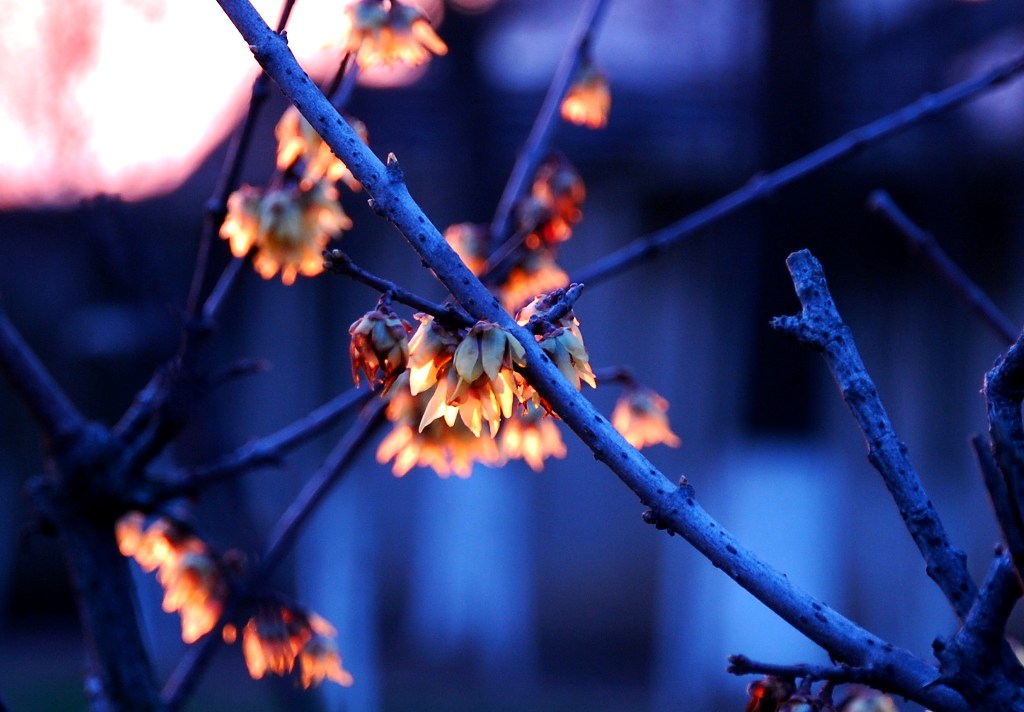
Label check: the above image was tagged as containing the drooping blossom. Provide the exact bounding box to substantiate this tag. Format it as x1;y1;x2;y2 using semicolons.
499;404;567;471
241;606;310;679
419;321;527;437
376;372;504;477
519;155;586;246
514;290;595;395
406;313;460;396
498;255;569;313
560;59;611;129
116;512;227;644
611;387;681;449
220;179;352;285
444;222;489;275
340;0;448;69
349;301;412;393
299;630;355;688
275;105;368;190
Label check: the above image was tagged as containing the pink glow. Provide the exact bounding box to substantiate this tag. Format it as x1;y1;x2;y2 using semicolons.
0;0;440;208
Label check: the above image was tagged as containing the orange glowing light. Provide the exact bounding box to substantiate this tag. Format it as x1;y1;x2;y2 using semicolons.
561;61;611;129
611;387;681;449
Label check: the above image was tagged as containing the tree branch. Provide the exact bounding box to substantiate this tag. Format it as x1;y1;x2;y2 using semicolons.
324;248;472;326
728;654;878;687
973;435;1024;586
487;0;612;246
213;6;970;708
868;190;1018;345
154;387;372;498
771;249;977;621
572;51;1024;287
0;307;86;454
160;398;386;709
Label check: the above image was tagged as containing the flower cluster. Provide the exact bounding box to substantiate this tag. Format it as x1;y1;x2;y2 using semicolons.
221;180;352;285
560;58;611;129
349;300;412;393
611;386;681;449
275;106;369;190
340;0;448;69
516;291;596;394
225;604;353;689
116;512;227;644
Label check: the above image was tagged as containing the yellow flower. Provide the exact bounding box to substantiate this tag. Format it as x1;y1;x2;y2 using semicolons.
242;607;309;679
299;633;355;688
561;60;611;129
498;405;566;471
611;387;680;449
221;180;352;285
538;323;596;391
376;372;504;477
406;313;459;395
341;0;448;69
420;321;526;437
275;105;368;190
498;257;569;313
116;513;227;644
349;304;411;393
529;156;585;243
444;222;489;276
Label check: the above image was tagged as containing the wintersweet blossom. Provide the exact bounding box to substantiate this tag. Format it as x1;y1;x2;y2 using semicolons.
840;689;900;712
341;0;448;69
242;607;309;679
499;405;567;471
116;512;226;644
528;156;586;244
419;321;526;437
275;105;368;190
377;372;504;477
498;257;569;313
444;222;489;275
220;180;352;285
611;387;681;449
406;313;460;395
349;304;411;393
561;60;611;129
299;632;354;688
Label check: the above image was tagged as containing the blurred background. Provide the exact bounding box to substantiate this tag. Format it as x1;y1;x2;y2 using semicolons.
2;0;1024;709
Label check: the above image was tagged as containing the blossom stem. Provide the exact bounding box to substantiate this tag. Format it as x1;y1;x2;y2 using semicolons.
487;0;612;248
573;50;1024;287
324;249;473;326
868;189;1018;345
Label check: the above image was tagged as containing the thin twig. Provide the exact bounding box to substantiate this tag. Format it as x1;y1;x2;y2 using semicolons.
727;654;877;687
487;0;612;247
160;398;386;709
973;435;1024;585
869;190;1018;345
213;8;970;708
0;307;86;453
156;388;372;498
771;249;977;620
573;51;1024;287
184;0;299;318
324;249;472;326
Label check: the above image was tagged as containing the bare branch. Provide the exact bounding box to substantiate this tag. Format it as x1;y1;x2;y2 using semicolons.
869;190;1018;345
573;51;1024;287
324;249;472;326
771;249;977;620
213;7;970;708
973;435;1024;585
728;654;878;687
488;0;612;246
0;307;86;454
155;387;372;497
